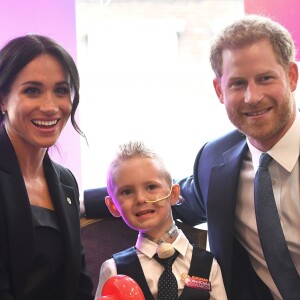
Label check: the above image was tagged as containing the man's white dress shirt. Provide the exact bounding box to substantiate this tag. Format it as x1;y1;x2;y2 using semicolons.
235;113;300;300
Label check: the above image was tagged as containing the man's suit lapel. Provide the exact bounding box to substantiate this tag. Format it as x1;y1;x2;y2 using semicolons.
207;139;248;230
206;138;248;294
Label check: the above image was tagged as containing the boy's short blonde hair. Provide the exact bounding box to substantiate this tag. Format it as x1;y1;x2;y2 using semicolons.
107;141;172;196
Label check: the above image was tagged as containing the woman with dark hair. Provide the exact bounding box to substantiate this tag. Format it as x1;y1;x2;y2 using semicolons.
0;34;93;300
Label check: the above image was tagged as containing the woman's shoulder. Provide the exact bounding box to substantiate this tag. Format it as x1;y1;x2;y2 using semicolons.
45;154;78;189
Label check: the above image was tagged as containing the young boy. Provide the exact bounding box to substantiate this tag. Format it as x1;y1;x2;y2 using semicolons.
94;141;227;300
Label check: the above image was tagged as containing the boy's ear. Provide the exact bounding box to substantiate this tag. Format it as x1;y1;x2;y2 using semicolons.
170;184;180;206
105;196;121;218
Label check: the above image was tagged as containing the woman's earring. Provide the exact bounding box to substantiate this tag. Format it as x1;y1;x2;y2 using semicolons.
1;110;5;115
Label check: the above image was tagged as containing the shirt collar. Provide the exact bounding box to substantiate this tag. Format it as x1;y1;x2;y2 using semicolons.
247;112;300;172
136;229;189;258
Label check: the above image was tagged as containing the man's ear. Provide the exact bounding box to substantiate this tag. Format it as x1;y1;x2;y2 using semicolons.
170;184;180;206
105;196;121;218
288;62;298;92
213;78;224;104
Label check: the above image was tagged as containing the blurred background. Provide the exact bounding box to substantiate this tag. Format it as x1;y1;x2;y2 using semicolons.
77;0;241;189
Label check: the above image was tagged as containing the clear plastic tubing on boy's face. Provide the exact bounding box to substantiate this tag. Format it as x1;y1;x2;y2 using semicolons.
145;189;172;207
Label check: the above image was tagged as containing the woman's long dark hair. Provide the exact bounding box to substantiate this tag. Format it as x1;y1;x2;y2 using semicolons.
0;34;85;138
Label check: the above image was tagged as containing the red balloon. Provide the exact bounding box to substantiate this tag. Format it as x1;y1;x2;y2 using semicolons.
99;275;145;300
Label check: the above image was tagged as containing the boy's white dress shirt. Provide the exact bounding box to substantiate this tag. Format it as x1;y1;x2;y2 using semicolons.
94;229;227;300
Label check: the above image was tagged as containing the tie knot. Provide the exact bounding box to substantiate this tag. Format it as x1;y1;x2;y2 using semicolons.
154;250;179;268
259;153;273;169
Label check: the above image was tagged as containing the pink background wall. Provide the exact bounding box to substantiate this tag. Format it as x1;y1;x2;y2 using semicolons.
245;0;300;61
0;0;82;187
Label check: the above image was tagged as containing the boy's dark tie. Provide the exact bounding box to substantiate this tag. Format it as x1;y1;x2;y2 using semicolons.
154;250;179;300
254;153;300;299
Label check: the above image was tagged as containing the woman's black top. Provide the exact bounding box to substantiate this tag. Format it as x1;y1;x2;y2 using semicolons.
22;205;64;300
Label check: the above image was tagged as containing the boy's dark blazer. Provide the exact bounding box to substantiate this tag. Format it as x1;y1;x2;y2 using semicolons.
0;126;93;300
173;129;273;299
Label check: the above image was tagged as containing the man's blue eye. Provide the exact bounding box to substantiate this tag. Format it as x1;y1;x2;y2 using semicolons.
261;76;272;82
231;80;245;87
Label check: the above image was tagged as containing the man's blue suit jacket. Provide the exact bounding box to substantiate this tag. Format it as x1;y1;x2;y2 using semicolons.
173;129;273;299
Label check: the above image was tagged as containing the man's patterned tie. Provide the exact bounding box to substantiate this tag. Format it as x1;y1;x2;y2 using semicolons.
254;153;300;299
